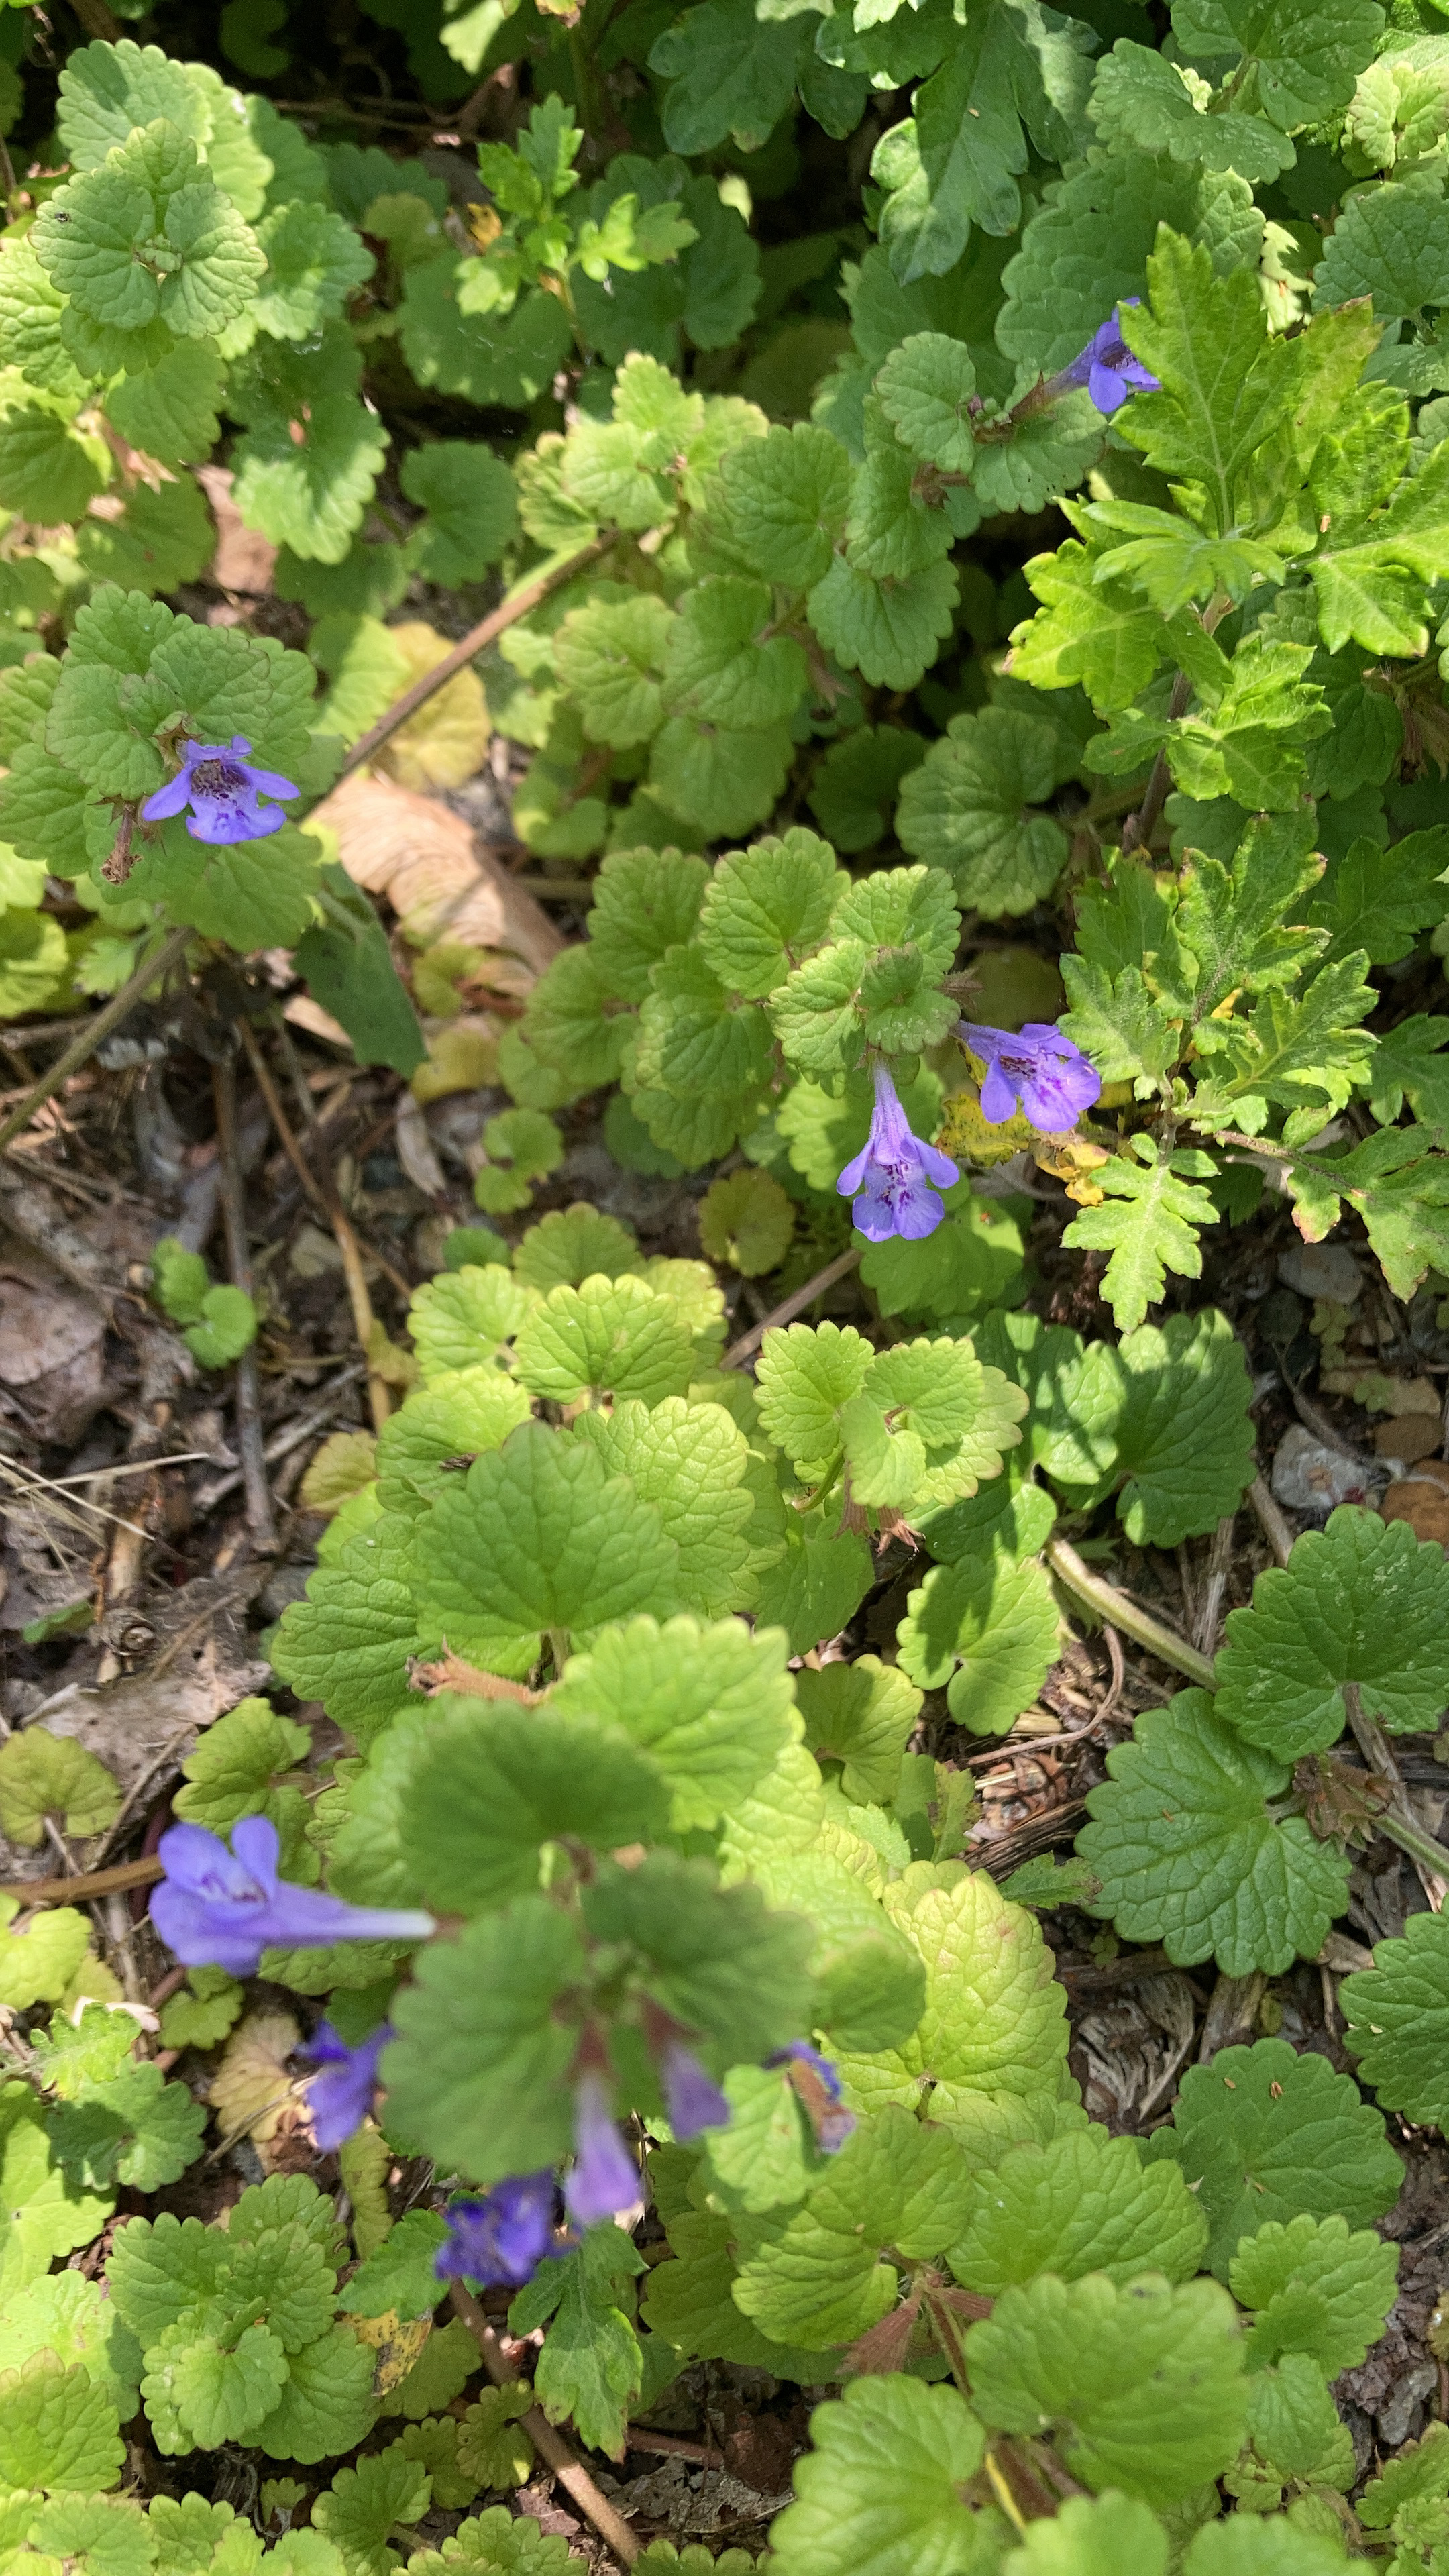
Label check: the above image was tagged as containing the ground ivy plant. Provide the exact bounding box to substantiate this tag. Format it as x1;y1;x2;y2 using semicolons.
5;0;1449;2562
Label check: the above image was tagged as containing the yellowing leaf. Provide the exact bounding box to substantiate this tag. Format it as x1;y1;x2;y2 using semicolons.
410;1018;500;1103
378;625;489;791
301;1431;379;1516
352;2308;433;2396
935;1087;1039;1166
210;2008;301;2147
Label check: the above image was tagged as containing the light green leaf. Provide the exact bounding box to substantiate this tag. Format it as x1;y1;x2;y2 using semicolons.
0;2270;140;2422
554;594;674;751
0;2356;125;2493
1230;2211;1399;2375
552;1615;798;1831
950;2121;1208;2292
105;341;225;468
769;2377;996;2576
806;553;959;693
412;1419;680;1670
515;2227;643;2461
697;1169;795;1277
1089;41;1295;180
795;1657;921;1808
966;2273;1246;2507
271;1515;422;1747
873;1;1097;285
253;2326;378;2465
1061;1138;1218;1332
0;1729;119;1849
896;1554;1059;1736
714;423;851;590
0;1901;93;2011
227;327;387;565
143;2321;288;2451
513;1275;696;1407
696;828;843;1000
833;1864;1071;2153
1173;0;1383;129
663;578;809;733
732;2103;971;2349
311;2445;431;2576
254;202;373;339
1077;1691;1351;1976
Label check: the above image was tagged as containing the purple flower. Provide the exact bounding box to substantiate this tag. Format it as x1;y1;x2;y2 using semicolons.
435;2175;557;2288
149;1816;435;1978
661;2043;730;2142
141;737;299;846
959;1020;1102;1134
1059;301;1159;416
837;1065;959;1244
303;2021;392;2153
564;2072;639;2227
768;2040;856;2153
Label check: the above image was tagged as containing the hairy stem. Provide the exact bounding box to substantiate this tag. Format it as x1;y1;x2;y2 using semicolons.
1121;672;1195;854
1044;1535;1218;1689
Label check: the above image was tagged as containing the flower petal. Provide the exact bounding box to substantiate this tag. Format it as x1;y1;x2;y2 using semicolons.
236;763;300;801
140;773;195;822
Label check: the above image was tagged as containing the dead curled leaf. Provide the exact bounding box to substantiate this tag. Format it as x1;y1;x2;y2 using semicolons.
210;2007;301;2148
310;771;562;979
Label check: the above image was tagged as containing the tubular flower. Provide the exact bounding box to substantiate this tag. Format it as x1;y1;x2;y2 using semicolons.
435;2176;557;2288
837;1063;959;1243
959;1020;1102;1133
302;2021;393;2153
149;1816;435;1978
661;2042;731;2141
140;737;299;845
1059;301;1160;415
564;2070;640;2227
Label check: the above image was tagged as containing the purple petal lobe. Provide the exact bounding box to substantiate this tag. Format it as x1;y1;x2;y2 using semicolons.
565;2072;639;2226
140;773;195;822
436;2174;557;2288
304;2021;392;2152
959;1017;1101;1135
661;2043;731;2141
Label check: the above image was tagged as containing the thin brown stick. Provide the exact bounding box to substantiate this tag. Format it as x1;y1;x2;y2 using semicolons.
237;1019;330;1222
1121;672;1194;854
449;2284;641;2565
213;1057;277;1551
722;1245;864;1369
0;923;191;1159
235;1020;394;1430
624;2429;724;2466
341;542;610;782
1248;1472;1295;1569
2;1855;162;1907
